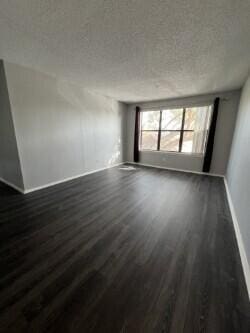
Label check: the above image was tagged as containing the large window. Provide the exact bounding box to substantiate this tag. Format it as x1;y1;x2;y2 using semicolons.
140;105;212;154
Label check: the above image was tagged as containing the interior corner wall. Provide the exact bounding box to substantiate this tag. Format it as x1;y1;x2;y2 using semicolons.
4;61;126;191
0;60;24;190
226;74;250;266
125;90;240;175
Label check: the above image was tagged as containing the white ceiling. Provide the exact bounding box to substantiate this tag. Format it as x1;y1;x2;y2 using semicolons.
0;0;249;103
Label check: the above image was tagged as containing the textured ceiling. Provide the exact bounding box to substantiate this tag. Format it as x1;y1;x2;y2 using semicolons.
0;0;249;103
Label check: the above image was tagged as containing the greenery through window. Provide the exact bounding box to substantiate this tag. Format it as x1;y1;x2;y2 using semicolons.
140;106;212;154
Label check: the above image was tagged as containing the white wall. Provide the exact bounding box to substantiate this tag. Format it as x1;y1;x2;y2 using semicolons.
125;90;240;175
227;75;250;266
0;60;24;190
4;61;126;191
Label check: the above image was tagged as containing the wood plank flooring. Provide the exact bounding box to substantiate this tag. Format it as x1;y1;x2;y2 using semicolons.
0;165;249;332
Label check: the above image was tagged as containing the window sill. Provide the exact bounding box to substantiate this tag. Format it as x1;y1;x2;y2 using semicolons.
139;150;204;157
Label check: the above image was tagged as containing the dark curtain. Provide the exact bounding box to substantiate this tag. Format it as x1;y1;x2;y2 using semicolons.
202;97;220;172
134;106;140;163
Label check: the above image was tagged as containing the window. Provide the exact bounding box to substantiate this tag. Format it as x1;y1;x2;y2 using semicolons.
140;105;212;154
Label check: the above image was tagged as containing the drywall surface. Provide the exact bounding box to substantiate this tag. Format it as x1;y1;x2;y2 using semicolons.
4;61;126;191
227;75;250;265
0;60;24;190
125;90;240;174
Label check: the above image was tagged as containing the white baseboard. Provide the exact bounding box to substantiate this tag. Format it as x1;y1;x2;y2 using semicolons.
0;177;24;194
24;162;124;194
224;178;250;300
125;161;224;178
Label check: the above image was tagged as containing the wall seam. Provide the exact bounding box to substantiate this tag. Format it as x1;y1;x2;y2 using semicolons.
1;60;25;190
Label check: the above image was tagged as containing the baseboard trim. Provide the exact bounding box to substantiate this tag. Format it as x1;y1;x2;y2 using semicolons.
0;177;24;194
224;178;250;300
24;163;124;194
125;161;224;178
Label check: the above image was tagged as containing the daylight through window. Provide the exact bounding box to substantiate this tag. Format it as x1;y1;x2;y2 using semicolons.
140;105;212;154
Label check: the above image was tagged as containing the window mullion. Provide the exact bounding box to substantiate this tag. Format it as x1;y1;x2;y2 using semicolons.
157;110;162;150
179;108;186;152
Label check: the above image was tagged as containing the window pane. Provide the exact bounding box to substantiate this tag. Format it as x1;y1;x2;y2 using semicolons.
160;131;180;152
161;109;183;130
184;108;196;130
182;130;209;154
140;131;158;150
184;106;212;130
141;111;160;130
182;131;194;153
183;105;212;153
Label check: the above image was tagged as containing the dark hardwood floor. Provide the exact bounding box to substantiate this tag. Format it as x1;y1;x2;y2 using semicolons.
0;165;249;332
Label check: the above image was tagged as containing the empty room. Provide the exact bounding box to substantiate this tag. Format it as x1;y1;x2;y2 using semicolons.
0;1;250;332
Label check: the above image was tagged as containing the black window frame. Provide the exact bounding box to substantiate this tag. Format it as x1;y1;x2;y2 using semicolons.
140;107;207;154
